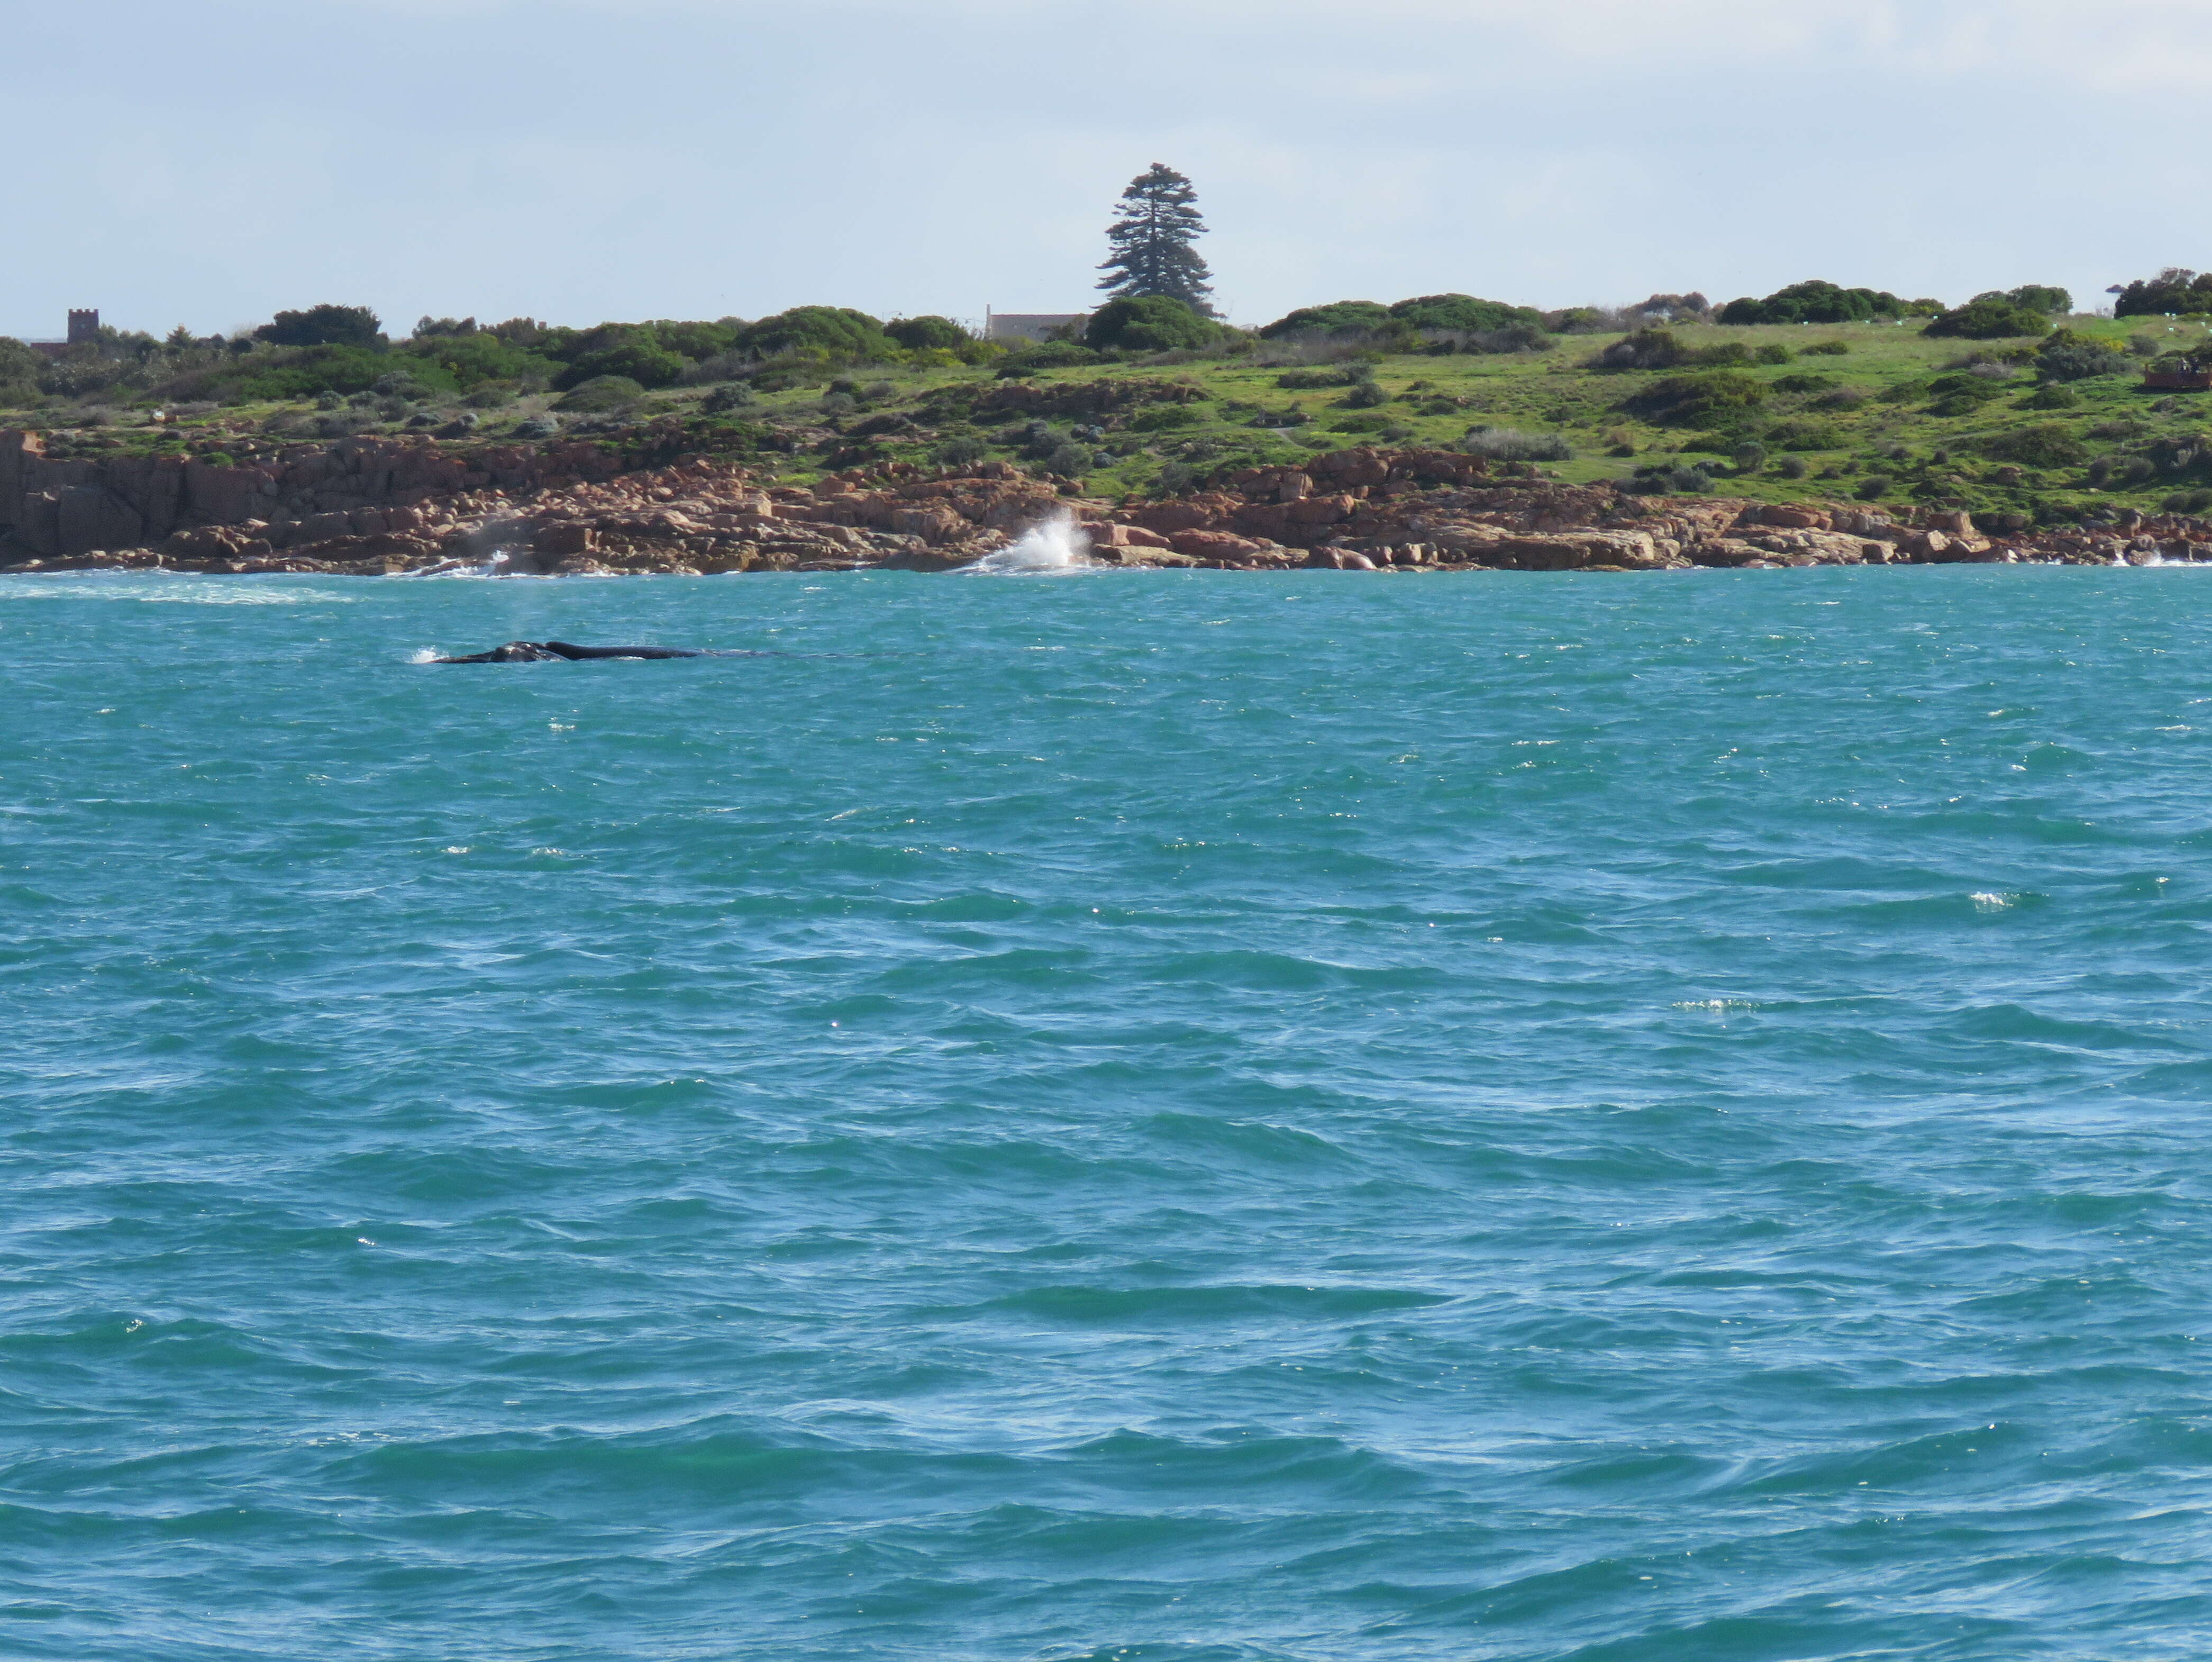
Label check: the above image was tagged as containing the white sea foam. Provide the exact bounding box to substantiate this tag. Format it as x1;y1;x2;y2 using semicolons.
0;578;358;605
963;513;1093;574
408;649;442;664
404;550;514;579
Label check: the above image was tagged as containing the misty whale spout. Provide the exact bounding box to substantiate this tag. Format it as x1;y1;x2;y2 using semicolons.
433;640;715;663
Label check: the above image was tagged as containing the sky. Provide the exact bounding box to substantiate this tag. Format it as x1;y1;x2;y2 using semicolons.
4;0;2208;340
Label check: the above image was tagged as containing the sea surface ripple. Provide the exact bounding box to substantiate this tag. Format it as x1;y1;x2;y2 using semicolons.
3;567;2210;1661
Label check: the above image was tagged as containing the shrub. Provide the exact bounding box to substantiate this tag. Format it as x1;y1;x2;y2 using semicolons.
1755;343;1793;365
994;341;1100;375
1622;370;1768;428
1923;295;2054;339
1258;299;1392;339
1086;295;1218;353
884;315;968;352
2127;335;2164;358
1801;339;1852;356
2035;332;2130;382
255;305;383;349
556;375;645;412
1856;475;1892;499
402;332;561;390
1772;373;1835;394
1127;403;1205;431
1733;441;1769;473
1043;441;1094;476
2111;268;2212;318
1626;462;1712;494
702;384;756;414
1696;341;1758;367
203;343;424;402
734;306;898;361
1543;307;1614;333
1590;328;1687;370
1274;367;1359;390
1387;293;1545;334
1718;280;1909;325
1341;380;1390;408
0;337;41;385
1764;419;1843;451
1778;456;1810;479
2019;384;2080;410
648;320;740;361
1924;373;2010;416
934;435;988;467
1625;292;1712;324
1982;423;2088;467
1463;425;1573;461
557;337;687;390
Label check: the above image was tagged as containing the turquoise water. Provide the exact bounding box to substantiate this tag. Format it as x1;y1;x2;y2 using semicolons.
4;567;2210;1662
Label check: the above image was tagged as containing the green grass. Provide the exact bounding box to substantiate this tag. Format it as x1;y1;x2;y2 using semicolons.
13;313;2212;520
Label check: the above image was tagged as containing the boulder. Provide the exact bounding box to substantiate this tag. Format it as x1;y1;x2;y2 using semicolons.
1169;529;1268;562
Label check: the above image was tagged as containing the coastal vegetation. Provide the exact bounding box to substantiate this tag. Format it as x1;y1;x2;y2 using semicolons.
11;268;2212;525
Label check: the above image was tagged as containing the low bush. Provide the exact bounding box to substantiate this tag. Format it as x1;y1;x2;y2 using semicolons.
1590;328;1686;371
1923;295;2054;340
994;342;1099;375
2019;384;2080;410
556;337;686;391
702;385;757;414
1127;404;1206;431
1341;380;1390;408
1856;474;1893;499
1258;300;1392;339
1777;456;1810;479
1801;339;1853;356
1463;425;1572;461
735;306;900;361
556;375;645;412
1626;462;1712;494
256;305;384;349
1733;441;1768;473
1772;373;1836;394
1982;423;2088;467
1621;370;1768;428
1923;373;2011;417
2035;333;2131;382
1387;293;1545;333
1275;367;1360;390
1763;418;1844;451
1718;280;1911;325
884;315;968;352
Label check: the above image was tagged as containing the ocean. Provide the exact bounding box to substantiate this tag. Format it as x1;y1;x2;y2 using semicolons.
4;566;2209;1661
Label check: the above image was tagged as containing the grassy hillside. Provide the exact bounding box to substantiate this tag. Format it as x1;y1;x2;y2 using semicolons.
11;312;2212;524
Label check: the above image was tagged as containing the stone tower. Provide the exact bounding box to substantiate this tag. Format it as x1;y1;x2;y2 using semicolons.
67;309;98;344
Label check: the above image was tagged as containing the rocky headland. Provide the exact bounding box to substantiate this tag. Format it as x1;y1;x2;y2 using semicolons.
3;424;2203;578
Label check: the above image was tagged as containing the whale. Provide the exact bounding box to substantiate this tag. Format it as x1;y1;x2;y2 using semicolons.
433;640;733;662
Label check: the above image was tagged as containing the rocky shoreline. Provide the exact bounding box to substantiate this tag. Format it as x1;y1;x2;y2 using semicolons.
3;428;2203;576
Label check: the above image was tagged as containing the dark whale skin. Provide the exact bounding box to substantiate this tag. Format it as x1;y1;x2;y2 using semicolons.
433;641;712;663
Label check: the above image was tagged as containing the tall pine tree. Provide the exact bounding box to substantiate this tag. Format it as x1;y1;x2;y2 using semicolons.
1097;164;1214;314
